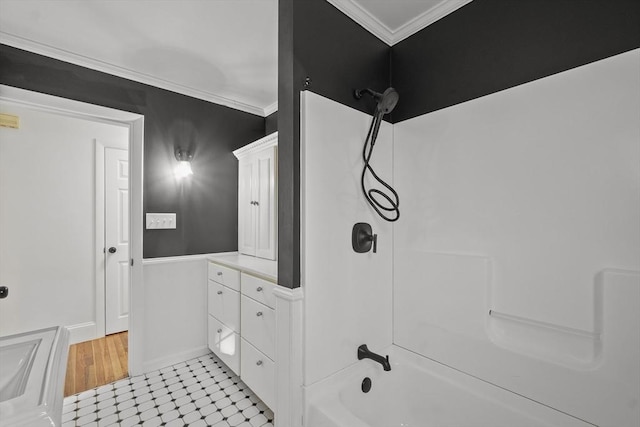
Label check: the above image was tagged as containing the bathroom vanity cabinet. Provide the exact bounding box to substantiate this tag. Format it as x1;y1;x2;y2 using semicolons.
207;254;277;410
234;132;277;260
240;272;276;409
207;263;241;374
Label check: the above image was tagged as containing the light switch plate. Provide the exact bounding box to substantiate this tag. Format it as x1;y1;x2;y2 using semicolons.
146;213;176;229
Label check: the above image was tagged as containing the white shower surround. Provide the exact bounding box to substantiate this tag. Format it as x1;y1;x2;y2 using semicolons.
299;48;640;427
393;48;640;427
300;91;394;387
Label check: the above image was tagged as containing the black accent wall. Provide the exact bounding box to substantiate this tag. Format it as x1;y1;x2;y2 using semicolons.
0;44;267;258
277;0;639;288
3;0;637;281
392;0;640;122
278;0;390;288
265;111;278;135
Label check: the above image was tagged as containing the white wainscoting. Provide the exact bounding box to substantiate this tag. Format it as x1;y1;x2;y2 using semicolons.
141;254;220;373
273;285;304;427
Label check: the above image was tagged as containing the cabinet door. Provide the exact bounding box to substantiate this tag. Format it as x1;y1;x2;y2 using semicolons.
238;157;256;256
209;281;240;332
208;315;241;375
241;295;275;360
208;281;224;318
255;146;276;260
240;338;275;410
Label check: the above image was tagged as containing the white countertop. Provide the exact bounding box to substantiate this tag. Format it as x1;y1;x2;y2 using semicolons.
207;253;277;283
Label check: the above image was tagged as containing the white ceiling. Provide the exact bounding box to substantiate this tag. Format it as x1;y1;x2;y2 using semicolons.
0;0;278;115
0;0;469;116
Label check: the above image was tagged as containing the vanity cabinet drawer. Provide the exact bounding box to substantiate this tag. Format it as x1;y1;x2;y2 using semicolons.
208;262;241;291
241;338;274;410
241;295;275;360
208;315;241;375
208;281;240;332
241;273;276;309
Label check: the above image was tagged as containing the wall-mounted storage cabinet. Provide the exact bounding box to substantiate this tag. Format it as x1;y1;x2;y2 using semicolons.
234;132;277;260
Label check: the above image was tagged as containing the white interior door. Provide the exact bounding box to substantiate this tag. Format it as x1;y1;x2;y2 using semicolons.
105;147;129;334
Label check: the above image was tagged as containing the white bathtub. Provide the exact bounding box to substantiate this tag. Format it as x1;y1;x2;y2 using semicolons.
0;326;69;426
305;345;593;427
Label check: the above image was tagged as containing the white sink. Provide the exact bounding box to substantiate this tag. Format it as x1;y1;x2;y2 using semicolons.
0;327;69;426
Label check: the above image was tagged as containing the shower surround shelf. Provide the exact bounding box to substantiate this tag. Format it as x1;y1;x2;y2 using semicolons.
487;309;601;368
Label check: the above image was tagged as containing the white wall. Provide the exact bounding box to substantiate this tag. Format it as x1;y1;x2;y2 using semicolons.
0;102;128;343
393;49;640;427
301;91;393;386
141;256;209;373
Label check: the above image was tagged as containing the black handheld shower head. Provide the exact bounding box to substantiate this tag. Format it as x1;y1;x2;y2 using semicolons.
376;88;399;114
354;87;399;115
354;86;401;222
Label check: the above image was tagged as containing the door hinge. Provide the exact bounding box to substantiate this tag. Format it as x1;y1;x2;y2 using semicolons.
130;259;134;266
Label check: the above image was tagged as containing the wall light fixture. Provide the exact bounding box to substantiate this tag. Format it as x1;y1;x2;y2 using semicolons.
174;148;193;178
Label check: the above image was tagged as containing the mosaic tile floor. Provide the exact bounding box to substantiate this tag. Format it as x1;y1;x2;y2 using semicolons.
62;353;274;427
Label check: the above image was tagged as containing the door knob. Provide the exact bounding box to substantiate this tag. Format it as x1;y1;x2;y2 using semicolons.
0;286;8;299
108;247;117;254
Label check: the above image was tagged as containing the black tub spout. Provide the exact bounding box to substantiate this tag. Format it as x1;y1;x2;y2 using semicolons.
357;344;391;371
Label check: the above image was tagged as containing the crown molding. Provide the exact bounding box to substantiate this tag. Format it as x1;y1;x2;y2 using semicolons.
264;101;278;116
233;131;278;159
327;0;473;46
393;0;473;44
327;0;395;45
0;32;274;117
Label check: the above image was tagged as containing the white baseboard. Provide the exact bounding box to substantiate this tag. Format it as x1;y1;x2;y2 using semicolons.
141;346;211;374
67;321;98;345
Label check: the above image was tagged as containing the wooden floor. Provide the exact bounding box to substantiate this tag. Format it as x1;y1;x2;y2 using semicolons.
64;331;128;397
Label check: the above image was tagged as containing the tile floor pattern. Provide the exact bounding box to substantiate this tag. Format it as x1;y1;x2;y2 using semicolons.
62;353;274;427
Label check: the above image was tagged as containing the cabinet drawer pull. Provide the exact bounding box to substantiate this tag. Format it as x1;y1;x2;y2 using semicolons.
256;360;263;366
256;311;263;317
217;272;223;276
256;286;263;292
217;329;222;333
217;290;223;295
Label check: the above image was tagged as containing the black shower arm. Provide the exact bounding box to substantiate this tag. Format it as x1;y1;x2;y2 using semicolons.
354;88;383;100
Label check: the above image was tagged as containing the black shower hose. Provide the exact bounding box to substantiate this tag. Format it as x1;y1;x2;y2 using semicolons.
361;111;400;222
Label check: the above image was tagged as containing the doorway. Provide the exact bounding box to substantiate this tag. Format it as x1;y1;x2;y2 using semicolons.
0;85;145;377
